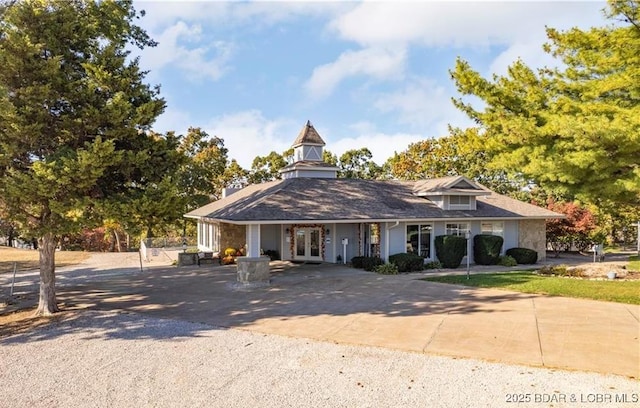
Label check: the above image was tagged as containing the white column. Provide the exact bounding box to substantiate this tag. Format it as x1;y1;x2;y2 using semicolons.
246;224;261;257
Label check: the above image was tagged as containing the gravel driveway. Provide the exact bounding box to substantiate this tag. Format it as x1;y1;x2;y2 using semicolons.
1;310;638;408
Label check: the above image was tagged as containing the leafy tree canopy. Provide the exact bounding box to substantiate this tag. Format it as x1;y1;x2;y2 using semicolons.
338;148;382;179
386;128;528;195
450;0;640;208
0;0;165;314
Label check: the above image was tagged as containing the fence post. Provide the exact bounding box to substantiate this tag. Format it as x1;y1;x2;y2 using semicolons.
10;262;17;296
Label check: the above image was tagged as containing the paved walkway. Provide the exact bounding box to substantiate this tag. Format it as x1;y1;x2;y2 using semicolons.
2;253;639;378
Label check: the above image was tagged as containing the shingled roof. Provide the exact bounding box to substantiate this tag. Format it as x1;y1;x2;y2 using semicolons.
292;120;325;147
185;177;562;223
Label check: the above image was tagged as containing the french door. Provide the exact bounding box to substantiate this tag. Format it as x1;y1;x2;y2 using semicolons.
294;227;322;261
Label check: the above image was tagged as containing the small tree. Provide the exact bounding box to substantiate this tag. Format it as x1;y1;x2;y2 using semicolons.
546;200;597;256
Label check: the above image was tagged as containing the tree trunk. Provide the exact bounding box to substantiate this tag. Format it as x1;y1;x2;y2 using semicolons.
7;226;15;247
34;232;59;316
113;229;121;252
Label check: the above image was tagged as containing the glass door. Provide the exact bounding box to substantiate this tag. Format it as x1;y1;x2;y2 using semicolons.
295;229;306;257
294;227;322;261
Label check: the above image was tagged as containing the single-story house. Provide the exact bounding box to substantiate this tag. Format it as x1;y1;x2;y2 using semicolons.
185;121;562;265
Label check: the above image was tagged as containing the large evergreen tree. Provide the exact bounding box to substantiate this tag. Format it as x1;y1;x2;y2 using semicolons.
450;0;640;208
0;0;166;315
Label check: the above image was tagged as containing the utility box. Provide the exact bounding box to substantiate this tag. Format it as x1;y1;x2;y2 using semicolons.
341;238;349;245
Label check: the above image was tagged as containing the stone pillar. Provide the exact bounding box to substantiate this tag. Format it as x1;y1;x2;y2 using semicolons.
236;257;270;284
518;219;546;261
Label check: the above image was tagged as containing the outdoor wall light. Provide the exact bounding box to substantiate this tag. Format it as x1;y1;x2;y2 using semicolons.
285;228;290;234
326;228;330;235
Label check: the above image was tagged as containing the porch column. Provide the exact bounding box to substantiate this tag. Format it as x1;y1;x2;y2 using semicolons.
237;223;270;285
245;224;261;257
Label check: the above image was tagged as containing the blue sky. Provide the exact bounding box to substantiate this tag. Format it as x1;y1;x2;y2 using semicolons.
133;0;609;169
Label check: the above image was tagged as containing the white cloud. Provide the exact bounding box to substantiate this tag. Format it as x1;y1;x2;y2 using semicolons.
141;21;233;82
305;47;406;99
135;0;350;32
329;1;607;48
203;111;296;168
371;78;474;136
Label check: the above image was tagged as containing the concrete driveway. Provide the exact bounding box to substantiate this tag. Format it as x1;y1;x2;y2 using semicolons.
9;256;633;379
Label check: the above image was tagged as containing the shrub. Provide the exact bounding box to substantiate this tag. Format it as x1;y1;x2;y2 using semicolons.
351;256;383;271
351;256;365;268
362;256;384;271
389;253;424;273
506;247;538;264
497;255;517;267
424;260;442;269
435;235;467;268
374;263;399;275
473;234;504;265
263;249;280;261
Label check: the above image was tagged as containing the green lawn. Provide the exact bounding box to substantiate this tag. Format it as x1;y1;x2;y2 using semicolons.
629;255;640;272
422;272;640;305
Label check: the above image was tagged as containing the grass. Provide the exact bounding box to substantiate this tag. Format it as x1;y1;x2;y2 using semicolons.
423;272;640;305
629;255;640;272
0;247;90;274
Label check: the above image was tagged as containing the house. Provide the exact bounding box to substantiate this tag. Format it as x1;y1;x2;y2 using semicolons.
185;121;562;267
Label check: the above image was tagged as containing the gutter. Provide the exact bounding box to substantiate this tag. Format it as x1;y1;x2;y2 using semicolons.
384;221;401;262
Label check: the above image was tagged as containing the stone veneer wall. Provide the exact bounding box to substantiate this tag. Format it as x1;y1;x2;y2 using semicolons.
518;219;546;261
220;223;246;252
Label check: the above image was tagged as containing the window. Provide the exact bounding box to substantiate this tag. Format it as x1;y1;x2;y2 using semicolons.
449;195;471;209
446;223;469;237
199;222;220;251
481;222;504;237
406;224;432;258
364;223;381;257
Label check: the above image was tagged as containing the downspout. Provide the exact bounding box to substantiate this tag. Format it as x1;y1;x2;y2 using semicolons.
384;221;400;262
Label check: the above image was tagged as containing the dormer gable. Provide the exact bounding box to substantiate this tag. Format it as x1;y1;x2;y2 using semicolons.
413;176;491;210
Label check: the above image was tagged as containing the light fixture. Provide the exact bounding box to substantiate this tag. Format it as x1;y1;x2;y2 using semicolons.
285;228;290;234
325;228;330;235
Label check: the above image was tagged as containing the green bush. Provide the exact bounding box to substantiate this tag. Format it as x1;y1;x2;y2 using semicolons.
351;256;365;268
424;260;442;269
389;253;424;272
435;235;467;268
362;256;384;271
497;255;517;267
374;263;399;275
351;256;383;271
473;234;504;265
506;247;538;264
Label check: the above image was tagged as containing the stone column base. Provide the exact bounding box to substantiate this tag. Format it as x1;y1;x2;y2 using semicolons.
236;256;271;283
177;252;197;266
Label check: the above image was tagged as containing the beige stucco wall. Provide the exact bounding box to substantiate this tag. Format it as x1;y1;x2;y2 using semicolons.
518;219;546;261
220;223;246;252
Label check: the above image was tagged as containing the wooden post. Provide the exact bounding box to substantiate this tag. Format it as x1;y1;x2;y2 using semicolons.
10;262;17;296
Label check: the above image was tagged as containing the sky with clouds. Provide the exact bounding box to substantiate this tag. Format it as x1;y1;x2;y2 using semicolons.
133;0;610;169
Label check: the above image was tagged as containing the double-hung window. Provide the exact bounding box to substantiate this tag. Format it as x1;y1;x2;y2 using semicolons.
445;223;469;237
481;222;504;237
